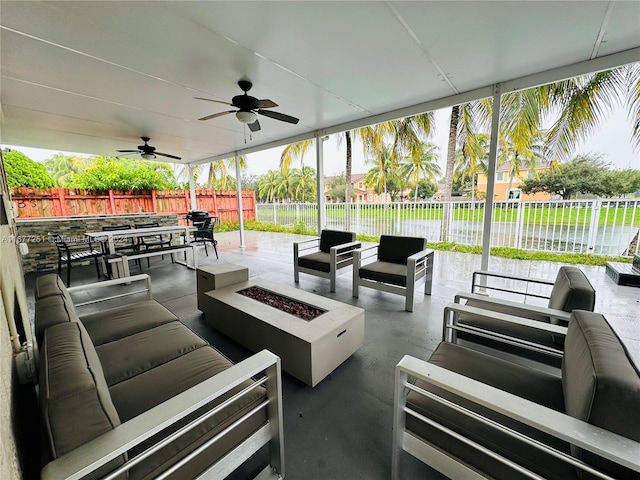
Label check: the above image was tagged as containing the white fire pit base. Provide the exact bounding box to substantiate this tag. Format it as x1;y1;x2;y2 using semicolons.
202;279;365;387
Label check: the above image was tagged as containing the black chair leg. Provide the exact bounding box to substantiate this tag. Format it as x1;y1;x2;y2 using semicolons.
66;259;71;287
94;257;101;279
203;240;209;256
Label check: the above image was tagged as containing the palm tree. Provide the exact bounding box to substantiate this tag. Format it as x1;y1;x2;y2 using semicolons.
498;129;547;201
363;145;397;202
402;142;441;201
258;170;282;202
207;156;247;190
292;166;317;202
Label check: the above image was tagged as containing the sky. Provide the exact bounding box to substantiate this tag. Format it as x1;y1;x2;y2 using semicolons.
4;106;639;181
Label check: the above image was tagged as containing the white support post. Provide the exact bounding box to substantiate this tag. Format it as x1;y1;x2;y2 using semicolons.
480;83;503;273
188;165;197;211
235;153;245;249
316;134;326;235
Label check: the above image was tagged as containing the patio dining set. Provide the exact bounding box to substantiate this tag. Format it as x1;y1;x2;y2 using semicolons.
50;210;219;286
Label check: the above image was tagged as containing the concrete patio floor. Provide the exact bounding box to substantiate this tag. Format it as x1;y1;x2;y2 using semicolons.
23;230;640;480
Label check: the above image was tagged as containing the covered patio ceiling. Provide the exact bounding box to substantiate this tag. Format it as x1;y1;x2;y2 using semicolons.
1;1;639;166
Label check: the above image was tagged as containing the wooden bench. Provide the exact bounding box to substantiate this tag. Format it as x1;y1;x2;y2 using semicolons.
605;254;640;287
107;243;198;277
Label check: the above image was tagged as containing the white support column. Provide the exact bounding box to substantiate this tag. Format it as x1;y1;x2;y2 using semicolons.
235;153;245;249
188;164;197;210
316;134;326;234
480;83;503;271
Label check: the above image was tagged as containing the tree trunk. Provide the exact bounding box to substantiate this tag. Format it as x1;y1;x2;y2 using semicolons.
440;106;459;242
344;131;352;230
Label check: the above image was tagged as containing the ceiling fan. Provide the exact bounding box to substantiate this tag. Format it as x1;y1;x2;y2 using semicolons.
194;79;299;132
116;136;181;160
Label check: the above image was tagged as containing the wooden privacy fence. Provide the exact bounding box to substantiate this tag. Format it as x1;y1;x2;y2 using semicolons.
10;188;256;223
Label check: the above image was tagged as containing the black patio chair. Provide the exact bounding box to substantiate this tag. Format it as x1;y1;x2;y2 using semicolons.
101;224;139;276
186;210;219;259
52;233;102;287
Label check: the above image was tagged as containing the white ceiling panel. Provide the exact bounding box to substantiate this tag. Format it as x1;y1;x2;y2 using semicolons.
1;1;638;165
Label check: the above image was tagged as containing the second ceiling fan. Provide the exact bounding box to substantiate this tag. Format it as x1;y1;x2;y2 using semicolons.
195;79;299;132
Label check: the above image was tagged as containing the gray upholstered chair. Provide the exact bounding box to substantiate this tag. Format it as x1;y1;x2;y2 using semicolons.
447;266;596;366
353;235;434;312
293;230;360;292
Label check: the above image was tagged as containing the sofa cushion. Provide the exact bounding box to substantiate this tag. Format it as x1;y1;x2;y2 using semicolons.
96;321;208;386
108;346;267;480
407;342;572;479
298;251;332;273
80;299;179;346
39;321;125;478
562;310;640;479
319;229;355;253
547;267;596;322
35;273;70;300
35;293;80;341
359;260;411;287
377;235;425;264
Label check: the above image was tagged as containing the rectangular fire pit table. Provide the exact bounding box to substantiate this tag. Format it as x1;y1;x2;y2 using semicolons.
202;279;365;387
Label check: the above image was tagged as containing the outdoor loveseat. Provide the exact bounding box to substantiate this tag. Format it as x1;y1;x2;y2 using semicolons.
447;265;596;366
35;273;284;480
393;310;640;479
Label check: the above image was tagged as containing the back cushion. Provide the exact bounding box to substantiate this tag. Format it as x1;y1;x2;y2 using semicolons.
562;310;640;479
35;293;80;342
319;230;355;253
378;235;425;264
35;274;69;300
40;322;123;470
547;267;596;321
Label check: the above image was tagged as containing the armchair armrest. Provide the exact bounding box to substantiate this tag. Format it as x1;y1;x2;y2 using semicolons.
41;350;284;480
293;237;320;258
393;355;640;479
352;244;379;267
67;274;152;306
443;302;566;359
454;291;571;325
331;240;362;269
472;269;555;300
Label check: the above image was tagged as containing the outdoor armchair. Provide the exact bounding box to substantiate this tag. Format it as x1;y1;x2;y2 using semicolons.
293;229;360;292
450;265;596;366
352;235;433;312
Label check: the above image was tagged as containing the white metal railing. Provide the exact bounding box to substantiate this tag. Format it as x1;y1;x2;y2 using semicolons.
255;199;640;257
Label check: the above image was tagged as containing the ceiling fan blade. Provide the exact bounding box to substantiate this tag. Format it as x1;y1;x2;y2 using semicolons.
155;152;182;160
258;109;299;124
116;149;141;153
247;119;261;132
194;97;233;107
198;110;235;121
257;99;278;109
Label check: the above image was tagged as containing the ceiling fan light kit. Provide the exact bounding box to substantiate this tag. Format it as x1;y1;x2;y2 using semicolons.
236;110;257;124
141;153;156;160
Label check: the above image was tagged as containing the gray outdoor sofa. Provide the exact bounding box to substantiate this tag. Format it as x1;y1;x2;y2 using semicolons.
35;273;284;480
393;309;640;479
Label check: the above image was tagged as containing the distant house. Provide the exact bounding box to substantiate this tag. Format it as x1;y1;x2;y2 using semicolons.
476;161;553;201
324;173;392;203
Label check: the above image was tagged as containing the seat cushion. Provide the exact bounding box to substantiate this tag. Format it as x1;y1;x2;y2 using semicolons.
406;342;572;480
80;300;179;346
319;229;355;253
108;347;268;480
359;260;410;287
562;310;640;479
95;321;208;386
40;321;125;479
298;251;332;273
377;235;425;264
547;267;596;322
